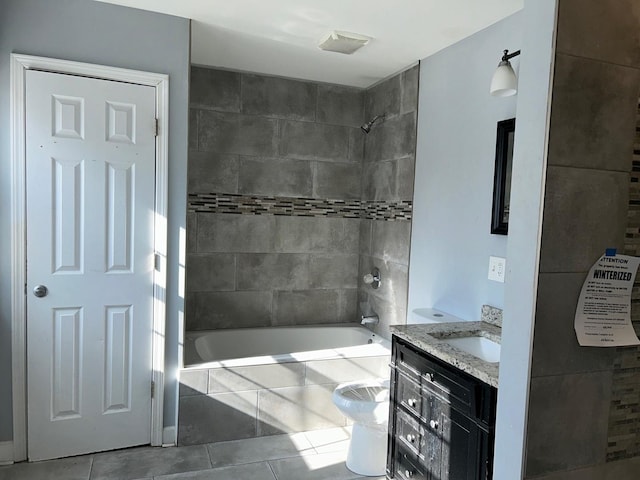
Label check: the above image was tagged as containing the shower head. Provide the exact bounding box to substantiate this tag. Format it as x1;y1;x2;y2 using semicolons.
360;114;386;134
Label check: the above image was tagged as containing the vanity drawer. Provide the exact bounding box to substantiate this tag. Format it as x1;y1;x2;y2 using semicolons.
396;371;423;418
397;371;453;424
395;339;478;417
395;410;423;457
394;340;427;382
394;447;430;480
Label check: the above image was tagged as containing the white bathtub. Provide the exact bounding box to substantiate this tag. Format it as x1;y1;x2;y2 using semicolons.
179;323;391;445
184;323;390;368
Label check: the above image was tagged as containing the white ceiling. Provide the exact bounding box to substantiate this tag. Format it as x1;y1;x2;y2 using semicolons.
96;0;523;88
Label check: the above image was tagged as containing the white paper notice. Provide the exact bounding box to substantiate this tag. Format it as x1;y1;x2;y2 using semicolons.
575;253;640;347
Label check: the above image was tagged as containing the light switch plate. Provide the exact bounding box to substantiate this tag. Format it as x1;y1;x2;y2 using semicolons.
488;256;506;283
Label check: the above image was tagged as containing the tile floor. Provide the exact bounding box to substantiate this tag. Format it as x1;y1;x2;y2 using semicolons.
0;427;386;480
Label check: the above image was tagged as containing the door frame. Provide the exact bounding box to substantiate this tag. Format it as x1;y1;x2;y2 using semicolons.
10;53;169;462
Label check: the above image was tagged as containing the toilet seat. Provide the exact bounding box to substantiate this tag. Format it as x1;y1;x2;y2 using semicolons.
332;379;390;425
332;379;390;476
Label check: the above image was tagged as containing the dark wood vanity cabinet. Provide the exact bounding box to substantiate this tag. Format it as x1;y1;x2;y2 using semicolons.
387;336;497;480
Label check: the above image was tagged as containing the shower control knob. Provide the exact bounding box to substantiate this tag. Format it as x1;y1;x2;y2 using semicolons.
362;268;381;289
33;285;48;298
429;419;439;430
407;398;417;408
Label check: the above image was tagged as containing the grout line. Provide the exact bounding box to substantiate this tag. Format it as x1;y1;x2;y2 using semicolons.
555;50;640;71
275;118;282;157
204;441;214;469
191;208;200;255
255;389;260;438
195;108;199;152
305;430;322;456
266;460;279;480
233;253;238;292
313;84;318;123
311;160;318;198
239;74;243;114
87;455;94;480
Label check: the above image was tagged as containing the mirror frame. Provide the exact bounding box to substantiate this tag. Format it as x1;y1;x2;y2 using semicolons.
491;118;515;235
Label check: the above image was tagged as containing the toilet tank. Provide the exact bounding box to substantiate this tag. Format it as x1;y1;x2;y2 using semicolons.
409;308;467;324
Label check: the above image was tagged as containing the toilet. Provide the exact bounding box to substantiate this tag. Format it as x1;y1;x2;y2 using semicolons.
332;379;390;476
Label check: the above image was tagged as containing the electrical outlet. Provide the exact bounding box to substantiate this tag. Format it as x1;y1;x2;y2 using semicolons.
488;256;506;283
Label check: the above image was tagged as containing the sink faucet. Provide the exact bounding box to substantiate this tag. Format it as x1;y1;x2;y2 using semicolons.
361;314;379;326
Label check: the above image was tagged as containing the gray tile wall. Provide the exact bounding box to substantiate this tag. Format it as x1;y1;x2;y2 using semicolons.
187;67;365;330
187;214;360;329
358;66;419;336
525;1;640;478
187;65;418;333
609;98;640;463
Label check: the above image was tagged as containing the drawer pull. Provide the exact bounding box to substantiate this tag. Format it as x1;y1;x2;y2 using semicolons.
405;469;414;478
425;372;435;382
407;398;417;408
406;433;416;443
429;419;439;430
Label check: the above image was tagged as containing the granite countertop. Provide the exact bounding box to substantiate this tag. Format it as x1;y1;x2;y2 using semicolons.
390;321;500;388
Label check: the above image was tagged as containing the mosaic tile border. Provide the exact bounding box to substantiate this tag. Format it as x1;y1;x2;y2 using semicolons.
188;192;413;221
608;99;640;462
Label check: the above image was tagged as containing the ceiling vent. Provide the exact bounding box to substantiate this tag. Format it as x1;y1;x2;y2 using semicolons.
318;31;371;55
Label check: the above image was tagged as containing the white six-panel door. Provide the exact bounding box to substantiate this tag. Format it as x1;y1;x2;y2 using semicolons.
25;69;156;461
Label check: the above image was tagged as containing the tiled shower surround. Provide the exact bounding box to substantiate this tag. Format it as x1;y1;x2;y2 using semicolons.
358;66;418;335
186;65;418;334
609;97;640;462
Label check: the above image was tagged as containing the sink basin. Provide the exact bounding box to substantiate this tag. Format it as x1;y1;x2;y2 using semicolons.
445;336;501;363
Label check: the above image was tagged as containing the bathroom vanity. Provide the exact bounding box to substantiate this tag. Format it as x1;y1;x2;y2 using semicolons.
387;322;500;480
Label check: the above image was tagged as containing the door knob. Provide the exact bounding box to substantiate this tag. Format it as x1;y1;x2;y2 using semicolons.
33;285;48;298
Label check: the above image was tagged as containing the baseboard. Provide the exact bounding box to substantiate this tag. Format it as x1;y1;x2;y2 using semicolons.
162;426;176;447
0;441;14;465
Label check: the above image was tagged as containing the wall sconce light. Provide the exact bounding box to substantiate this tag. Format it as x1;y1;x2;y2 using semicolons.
490;49;521;97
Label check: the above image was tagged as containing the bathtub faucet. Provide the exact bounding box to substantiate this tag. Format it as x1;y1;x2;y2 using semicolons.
361;314;379;326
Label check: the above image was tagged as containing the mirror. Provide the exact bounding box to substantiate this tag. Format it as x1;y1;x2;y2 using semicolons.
491;118;515;235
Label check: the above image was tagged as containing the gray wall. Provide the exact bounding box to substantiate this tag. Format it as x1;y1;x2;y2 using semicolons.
495;1;558;477
186;66;418;337
0;0;190;442
186;67;364;330
410;1;640;476
409;3;560;477
409;14;520;322
524;0;640;478
359;66;418;336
